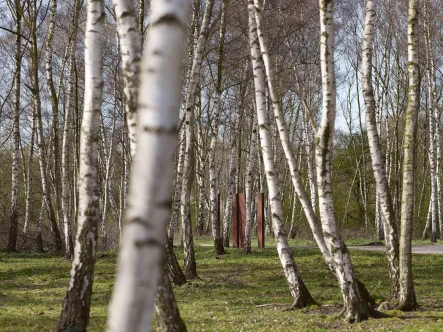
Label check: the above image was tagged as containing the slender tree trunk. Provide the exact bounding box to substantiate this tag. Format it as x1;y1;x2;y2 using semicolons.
107;1;190;330
7;0;22;253
29;0;62;253
101;90;117;249
180;0;215;279
61;0;82;258
316;0;370;322
244;115;257;254
154;259;188;331
424;0;437;243
361;0;400;301
24;116;36;235
57;1;105;330
397;0;419;311
249;0;315;308
113;0;143;157
209;0;227;255
169;130;186;245
46;0;64;237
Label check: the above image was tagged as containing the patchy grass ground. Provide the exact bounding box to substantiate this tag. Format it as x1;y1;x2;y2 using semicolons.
1;238;442;331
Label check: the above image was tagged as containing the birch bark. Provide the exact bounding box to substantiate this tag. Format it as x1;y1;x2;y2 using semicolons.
61;0;82;259
361;0;400;300
112;0;143;157
107;0;190;330
180;0;215;279
249;0;315;308
7;0;21;252
57;1;105;329
29;0;62;253
397;0;419;311
316;0;370;322
244;115;257;254
209;0;227;255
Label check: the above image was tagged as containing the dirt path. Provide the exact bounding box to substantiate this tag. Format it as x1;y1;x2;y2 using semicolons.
348;244;443;255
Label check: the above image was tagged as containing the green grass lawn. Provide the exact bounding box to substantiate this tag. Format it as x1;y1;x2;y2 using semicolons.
1;238;442;331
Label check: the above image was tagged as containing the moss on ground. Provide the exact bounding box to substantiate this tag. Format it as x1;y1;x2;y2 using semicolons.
0;239;442;331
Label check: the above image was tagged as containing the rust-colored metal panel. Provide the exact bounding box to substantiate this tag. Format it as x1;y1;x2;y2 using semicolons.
257;192;265;249
232;193;239;247
238;193;246;249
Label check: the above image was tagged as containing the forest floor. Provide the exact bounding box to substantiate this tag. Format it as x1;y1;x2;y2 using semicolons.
1;237;443;331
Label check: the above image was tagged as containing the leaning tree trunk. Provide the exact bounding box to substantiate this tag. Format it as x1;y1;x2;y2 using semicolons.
29;0;62;253
361;0;400;301
248;0;315;308
57;1;105;330
316;0;370;322
7;0;21;253
107;0;190;330
397;0;419;312
252;0;332;268
209;0;227;255
180;0;215;279
113;0;142;157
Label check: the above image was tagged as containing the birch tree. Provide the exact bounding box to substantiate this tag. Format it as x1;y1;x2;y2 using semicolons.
180;0;215;279
244;114;257;254
361;0;400;301
315;0;370;322
57;0;105;329
7;0;21;253
397;0;419;311
209;0;227;255
249;0;315;308
112;0;143;157
107;0;190;330
61;0;82;259
28;0;63;253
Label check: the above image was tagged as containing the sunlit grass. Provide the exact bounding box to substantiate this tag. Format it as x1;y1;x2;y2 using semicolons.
0;238;442;331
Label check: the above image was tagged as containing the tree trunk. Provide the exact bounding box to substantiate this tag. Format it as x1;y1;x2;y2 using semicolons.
7;0;21;253
244;115;257;254
57;1;105;330
249;0;315;308
29;0;62;254
113;0;143;157
180;0;215;279
154;259;187;332
397;0;419;311
209;0;227;255
61;0;82;259
316;0;370;322
361;0;400;301
107;1;190;330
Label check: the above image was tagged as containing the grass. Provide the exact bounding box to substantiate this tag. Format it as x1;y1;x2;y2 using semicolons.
0;238;442;331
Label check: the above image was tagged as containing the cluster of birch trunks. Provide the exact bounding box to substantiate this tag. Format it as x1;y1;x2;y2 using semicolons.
1;0;442;329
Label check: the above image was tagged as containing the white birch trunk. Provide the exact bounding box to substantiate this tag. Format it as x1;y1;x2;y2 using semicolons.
180;0;215;279
249;0;315;308
57;1;105;329
397;0;419;311
361;0;400;300
244;115;257;254
113;0;143;157
209;0;227;255
61;0;82;258
7;0;21;252
316;0;370;322
107;1;190;330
